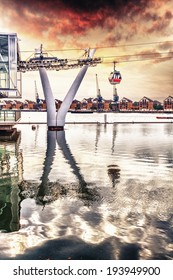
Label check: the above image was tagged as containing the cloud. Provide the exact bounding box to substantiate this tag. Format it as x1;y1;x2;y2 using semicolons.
146;10;173;34
1;0;173;50
158;41;173;51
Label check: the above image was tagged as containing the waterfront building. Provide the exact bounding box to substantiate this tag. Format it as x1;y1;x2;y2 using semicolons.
92;98;99;110
119;97;133;110
132;101;139;110
111;101;120;111
80;98;94;110
39;99;46;110
153;100;163;110
81;98;88;109
2;100;12;110
163;96;173;110
85;98;94;110
0;100;6;110
0;96;171;112
139;96;154;110
69;99;80;110
103;99;112;111
11;100;23;109
24;100;36;110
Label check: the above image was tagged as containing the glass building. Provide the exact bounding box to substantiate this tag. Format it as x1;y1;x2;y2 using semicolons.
0;33;21;98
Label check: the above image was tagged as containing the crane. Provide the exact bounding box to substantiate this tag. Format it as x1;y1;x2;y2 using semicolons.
96;74;103;111
34;80;43;110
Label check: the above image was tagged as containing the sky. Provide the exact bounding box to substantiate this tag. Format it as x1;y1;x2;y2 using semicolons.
0;0;173;102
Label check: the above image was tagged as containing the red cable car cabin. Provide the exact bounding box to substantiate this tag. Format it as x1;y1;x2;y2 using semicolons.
108;70;122;85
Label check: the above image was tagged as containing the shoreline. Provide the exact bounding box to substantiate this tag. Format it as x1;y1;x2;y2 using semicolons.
1;109;173;114
16;121;173;125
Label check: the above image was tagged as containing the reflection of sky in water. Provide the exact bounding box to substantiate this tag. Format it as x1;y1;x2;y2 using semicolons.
0;120;173;260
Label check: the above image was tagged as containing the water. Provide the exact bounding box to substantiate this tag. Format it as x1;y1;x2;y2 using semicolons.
19;111;173;124
0;112;173;260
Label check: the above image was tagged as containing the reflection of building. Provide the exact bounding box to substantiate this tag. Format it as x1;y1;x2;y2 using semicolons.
0;33;21;98
0;132;22;232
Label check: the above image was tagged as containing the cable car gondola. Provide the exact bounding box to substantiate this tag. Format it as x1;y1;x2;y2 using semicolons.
108;62;122;85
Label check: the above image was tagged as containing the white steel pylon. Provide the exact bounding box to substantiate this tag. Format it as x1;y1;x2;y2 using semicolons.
39;67;57;128
39;48;96;130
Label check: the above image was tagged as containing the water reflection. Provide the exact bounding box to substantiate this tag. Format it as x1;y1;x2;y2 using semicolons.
107;165;120;188
56;130;86;187
0;123;173;260
164;123;173;136
56;130;100;206
36;131;57;205
95;123;101;152
20;129;101;207
0;132;22;232
111;123;117;154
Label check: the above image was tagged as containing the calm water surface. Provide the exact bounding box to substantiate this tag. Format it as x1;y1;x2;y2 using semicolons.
0;113;173;260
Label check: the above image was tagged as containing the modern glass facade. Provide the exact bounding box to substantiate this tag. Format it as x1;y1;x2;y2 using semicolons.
0;33;21;98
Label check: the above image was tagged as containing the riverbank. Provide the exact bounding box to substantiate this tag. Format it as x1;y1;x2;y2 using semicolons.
13;111;173;125
1;109;173;113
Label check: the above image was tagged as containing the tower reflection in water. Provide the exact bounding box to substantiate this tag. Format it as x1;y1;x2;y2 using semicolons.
0;124;122;261
0;128;96;232
32;130;99;207
0;124;119;233
19;128;101;209
0;132;22;232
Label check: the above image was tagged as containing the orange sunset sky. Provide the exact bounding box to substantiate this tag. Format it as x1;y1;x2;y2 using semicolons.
0;0;173;102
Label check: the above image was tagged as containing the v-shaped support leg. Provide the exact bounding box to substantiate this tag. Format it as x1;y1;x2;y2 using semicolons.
39;49;96;130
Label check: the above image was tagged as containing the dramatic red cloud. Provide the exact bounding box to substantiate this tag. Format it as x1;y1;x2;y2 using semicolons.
1;0;173;102
1;0;173;52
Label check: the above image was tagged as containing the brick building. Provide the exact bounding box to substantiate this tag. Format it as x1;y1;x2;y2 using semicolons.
163;96;173;110
139;96;154;110
119;97;133;110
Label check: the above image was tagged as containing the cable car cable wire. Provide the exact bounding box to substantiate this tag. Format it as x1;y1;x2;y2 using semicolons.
19;40;173;53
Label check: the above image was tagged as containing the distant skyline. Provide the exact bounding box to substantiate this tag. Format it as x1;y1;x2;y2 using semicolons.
0;0;173;102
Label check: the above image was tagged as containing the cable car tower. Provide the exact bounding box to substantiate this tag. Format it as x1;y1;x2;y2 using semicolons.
108;61;122;111
17;44;102;130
